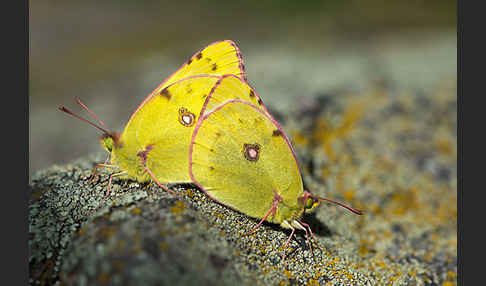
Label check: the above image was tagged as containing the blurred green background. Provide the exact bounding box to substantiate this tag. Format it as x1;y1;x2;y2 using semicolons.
29;0;456;175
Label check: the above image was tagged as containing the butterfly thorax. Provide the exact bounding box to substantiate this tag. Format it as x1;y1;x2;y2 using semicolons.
273;199;306;227
275;192;321;228
100;133;151;182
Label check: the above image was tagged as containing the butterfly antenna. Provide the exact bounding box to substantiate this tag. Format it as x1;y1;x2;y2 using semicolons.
316;196;363;215
75;97;108;129
58;105;111;135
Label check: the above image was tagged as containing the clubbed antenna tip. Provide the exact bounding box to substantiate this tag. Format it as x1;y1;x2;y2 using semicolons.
317;196;363;215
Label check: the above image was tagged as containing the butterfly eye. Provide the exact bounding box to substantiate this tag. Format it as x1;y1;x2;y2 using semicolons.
178;107;195;127
304;197;315;209
243;143;260;162
101;137;114;152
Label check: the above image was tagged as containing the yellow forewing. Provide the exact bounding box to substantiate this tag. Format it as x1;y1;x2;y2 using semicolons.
190;101;304;223
125;40;245;133
202;74;268;117
161;40;246;91
118;41;246;168
125;76;220;183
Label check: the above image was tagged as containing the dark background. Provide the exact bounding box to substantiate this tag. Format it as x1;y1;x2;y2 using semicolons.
29;0;456;176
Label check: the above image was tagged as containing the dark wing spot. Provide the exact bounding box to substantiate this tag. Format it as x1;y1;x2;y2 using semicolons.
238;118;243;123
257;98;263;105
178;108;195;127
243;143;261;162
215;132;221;137
249;90;255;98
210;148;214;152
206;58;212;63
212;63;218;71
209;166;214;171
196;52;203;60
272;129;282;137
187;58;192;65
202;94;207;98
160;88;171;100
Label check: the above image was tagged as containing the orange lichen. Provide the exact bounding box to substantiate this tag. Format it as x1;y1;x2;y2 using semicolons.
312;99;368;162
97;272;110;285
159;242;169;251
130;207;141;215
358;239;374;258
446;271;456;280
436;138;454;155
77;228;87;236
388;187;419;215
292;130;310;146
283;269;294;280
98;226;116;239
343;189;356;202
185;189;194;198
169;201;186;214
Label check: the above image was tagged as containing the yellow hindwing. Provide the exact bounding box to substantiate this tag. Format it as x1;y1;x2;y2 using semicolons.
190;100;304;223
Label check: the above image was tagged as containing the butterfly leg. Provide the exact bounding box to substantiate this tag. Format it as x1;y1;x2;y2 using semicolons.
247;203;276;235
144;167;176;195
89;162;116;182
291;220;315;260
282;226;296;261
299;221;324;251
88;171;126;217
247;190;282;235
104;171;126;199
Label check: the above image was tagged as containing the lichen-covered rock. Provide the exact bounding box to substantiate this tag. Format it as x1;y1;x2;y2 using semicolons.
29;76;456;285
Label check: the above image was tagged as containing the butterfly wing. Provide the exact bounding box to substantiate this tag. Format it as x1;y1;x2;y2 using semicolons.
165;40;247;87
119;40;246;163
124;40;246;131
189;100;304;223
201;74;269;117
122;75;220;183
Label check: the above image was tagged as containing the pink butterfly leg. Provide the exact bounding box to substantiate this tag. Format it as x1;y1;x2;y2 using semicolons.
299;221;323;251
88;171;125;216
103;171;123;199
89;161;114;182
247;203;277;235
282;227;296;261
299;222;315;259
144;167;176;195
247;190;282;235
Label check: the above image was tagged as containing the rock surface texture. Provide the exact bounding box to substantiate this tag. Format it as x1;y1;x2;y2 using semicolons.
30;34;456;286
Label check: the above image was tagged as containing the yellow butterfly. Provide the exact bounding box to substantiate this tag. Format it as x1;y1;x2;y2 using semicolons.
59;40;261;196
189;96;362;259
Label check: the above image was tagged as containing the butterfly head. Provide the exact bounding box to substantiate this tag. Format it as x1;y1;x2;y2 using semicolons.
299;191;320;213
59;97;122;154
299;190;363;215
100;133;121;153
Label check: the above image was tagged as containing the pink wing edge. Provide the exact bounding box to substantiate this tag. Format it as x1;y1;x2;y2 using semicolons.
125;40;247;127
188;98;304;206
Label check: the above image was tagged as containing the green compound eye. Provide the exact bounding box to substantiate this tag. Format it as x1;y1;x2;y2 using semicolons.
304;197;315;209
102;137;114;152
